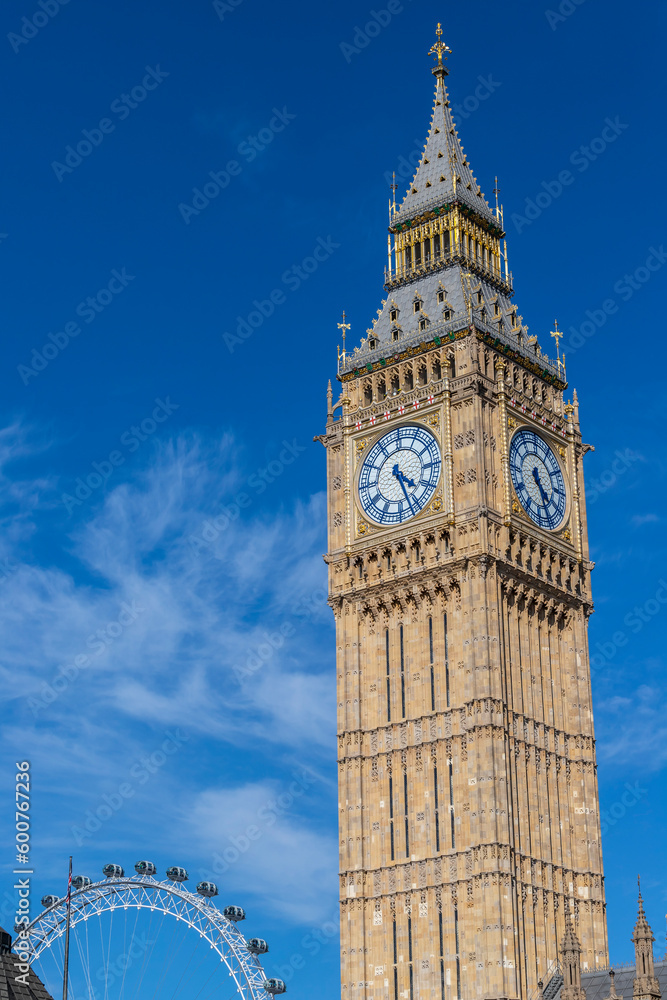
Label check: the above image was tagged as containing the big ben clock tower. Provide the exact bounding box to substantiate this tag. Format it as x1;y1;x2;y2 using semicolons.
322;25;608;1000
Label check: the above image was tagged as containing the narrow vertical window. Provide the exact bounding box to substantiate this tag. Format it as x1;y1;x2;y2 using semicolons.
429;616;435;711
443;229;450;255
386;629;391;724
448;758;456;850
393;918;398;1000
415;242;422;265
444;613;450;708
404;771;410;858
400;625;406;718
408;916;414;1000
389;775;395;861
433;765;440;852
439;910;445;1000
454;906;461;1000
406;245;412;269
434;232;441;258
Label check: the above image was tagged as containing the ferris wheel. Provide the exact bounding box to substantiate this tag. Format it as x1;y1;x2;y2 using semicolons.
20;861;286;1000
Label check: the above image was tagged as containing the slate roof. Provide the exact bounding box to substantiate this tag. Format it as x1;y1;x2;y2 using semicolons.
394;69;495;226
555;961;667;1000
344;270;517;374
0;928;54;1000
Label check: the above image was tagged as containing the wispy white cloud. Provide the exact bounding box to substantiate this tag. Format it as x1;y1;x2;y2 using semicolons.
631;513;659;527
597;681;667;771
0;429;332;746
187;780;338;924
0;422;336;920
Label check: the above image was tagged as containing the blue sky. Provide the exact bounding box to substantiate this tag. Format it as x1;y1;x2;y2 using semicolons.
1;0;666;995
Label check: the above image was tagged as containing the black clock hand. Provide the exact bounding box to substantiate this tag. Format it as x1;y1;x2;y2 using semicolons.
392;465;415;514
532;466;549;505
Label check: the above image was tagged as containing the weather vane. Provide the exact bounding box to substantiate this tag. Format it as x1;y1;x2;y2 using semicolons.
551;320;565;376
428;23;451;70
337;310;351;369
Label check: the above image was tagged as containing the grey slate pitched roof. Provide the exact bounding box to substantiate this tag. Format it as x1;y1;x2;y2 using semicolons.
0;929;54;1000
345;269;518;374
556;961;667;1000
394;71;495;226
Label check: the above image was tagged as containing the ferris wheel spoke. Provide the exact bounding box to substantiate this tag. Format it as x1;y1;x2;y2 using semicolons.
167;932;205;1000
118;901;142;1000
149;908;184;1000
83;913;92;1000
72;923;93;1000
133;900;159;998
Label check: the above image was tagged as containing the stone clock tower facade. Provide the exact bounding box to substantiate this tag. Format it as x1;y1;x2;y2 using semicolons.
322;27;608;1000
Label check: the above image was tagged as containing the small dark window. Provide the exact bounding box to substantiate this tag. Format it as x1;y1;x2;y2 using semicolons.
477;291;483;305
494;302;500;315
369;339;377;350
437;291;445;304
413;301;421;314
390;309;398;322
444;309;452;321
419;319;427;332
392;330;400;342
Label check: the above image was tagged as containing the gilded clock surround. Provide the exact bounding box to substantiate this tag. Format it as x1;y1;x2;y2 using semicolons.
321;26;606;1000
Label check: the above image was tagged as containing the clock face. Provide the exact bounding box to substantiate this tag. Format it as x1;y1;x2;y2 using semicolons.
358;425;442;526
509;429;567;530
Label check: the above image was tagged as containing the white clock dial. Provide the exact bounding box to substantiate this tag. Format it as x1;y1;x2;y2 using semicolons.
509;429;567;530
357;425;441;526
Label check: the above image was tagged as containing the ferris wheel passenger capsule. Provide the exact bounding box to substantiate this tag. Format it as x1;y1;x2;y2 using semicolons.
196;881;218;898
166;866;189;882
134;861;157;876
263;979;287;994
247;938;269;955
223;905;245;922
41;895;60;908
72;876;92;889
102;864;124;878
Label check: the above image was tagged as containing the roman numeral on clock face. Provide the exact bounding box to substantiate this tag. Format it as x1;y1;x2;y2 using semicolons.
357;425;442;526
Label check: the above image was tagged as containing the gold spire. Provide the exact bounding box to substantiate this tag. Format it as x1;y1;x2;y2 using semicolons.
429;23;451;75
337;310;351;370
551;320;566;378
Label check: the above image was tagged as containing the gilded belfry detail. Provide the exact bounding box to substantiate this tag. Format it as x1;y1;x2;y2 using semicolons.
322;25;607;1000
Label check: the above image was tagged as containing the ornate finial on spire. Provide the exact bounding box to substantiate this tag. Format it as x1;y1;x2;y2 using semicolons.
337;311;351;371
551;320;565;376
429;23;452;77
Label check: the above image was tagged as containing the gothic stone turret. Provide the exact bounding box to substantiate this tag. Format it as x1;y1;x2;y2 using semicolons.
561;915;587;1000
632;885;662;1000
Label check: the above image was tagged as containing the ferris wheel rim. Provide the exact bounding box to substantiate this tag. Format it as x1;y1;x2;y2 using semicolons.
20;875;275;1000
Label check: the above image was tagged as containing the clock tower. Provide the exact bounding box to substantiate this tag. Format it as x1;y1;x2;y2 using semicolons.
322;26;608;1000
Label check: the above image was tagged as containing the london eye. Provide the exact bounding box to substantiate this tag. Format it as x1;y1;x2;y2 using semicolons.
19;861;286;1000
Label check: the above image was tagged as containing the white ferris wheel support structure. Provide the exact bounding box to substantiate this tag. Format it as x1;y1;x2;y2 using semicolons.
21;874;279;1000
